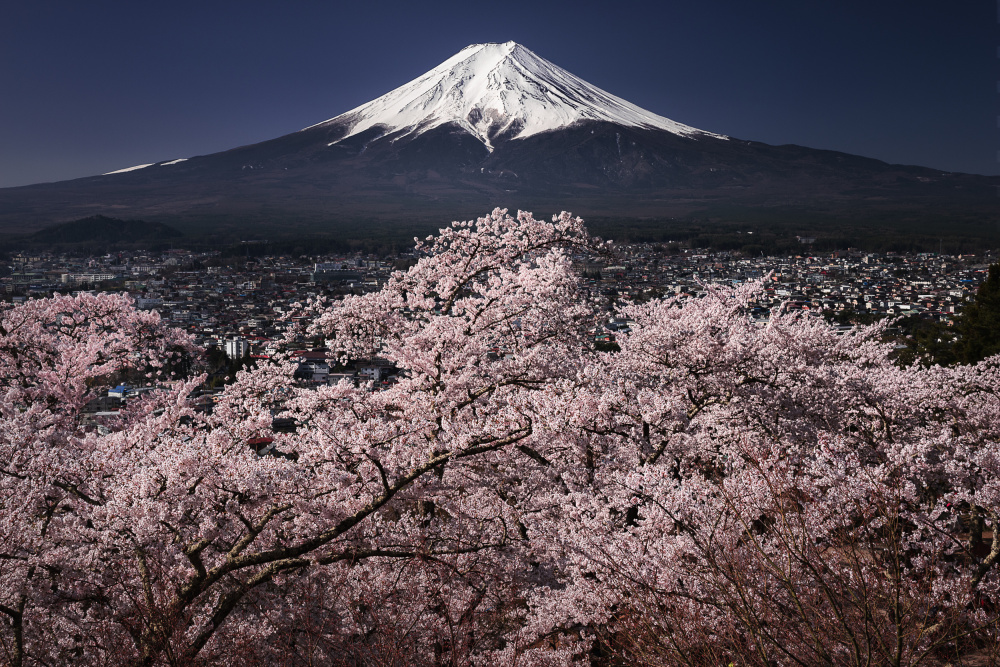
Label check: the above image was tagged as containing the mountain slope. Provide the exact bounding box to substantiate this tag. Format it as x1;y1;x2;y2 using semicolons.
0;42;996;237
306;41;726;151
29;215;181;243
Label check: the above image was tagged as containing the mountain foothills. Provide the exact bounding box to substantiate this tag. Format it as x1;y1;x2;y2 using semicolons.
0;41;996;242
27;215;182;245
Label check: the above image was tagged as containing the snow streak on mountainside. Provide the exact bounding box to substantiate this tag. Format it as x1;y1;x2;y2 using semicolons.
103;159;189;175
306;41;727;151
103;163;154;175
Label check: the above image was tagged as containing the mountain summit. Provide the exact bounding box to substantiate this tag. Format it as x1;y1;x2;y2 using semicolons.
307;41;725;151
0;41;997;238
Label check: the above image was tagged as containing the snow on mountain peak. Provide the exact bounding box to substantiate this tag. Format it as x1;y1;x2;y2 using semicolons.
306;42;726;151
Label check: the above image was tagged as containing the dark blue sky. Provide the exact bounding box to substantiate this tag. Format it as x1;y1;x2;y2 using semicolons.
1;0;997;187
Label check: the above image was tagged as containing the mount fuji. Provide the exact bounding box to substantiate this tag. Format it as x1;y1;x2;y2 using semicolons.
0;41;996;239
306;41;726;150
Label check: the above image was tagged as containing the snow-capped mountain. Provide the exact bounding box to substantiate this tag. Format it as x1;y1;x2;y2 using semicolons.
307;41;726;152
1;41;996;237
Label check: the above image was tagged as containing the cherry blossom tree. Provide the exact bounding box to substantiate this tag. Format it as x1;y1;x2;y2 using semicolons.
532;284;1000;665
0;293;198;666
0;210;596;666
1;210;999;667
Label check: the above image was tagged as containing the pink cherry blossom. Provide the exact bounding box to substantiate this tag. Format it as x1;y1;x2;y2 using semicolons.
0;212;997;666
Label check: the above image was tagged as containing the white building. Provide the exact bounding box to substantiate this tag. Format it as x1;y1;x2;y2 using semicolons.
62;272;118;285
225;338;250;359
134;297;163;310
296;361;330;383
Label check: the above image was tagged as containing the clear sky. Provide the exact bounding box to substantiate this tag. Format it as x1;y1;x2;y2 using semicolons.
1;0;997;188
